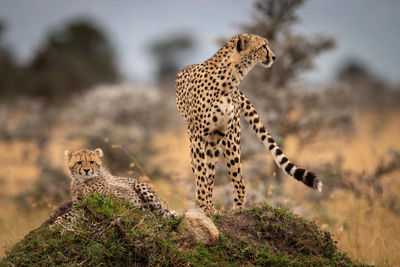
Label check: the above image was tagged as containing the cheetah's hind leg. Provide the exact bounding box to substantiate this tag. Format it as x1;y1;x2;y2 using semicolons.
159;208;177;219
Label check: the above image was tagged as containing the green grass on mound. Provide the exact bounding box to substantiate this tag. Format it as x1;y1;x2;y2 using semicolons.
1;194;367;266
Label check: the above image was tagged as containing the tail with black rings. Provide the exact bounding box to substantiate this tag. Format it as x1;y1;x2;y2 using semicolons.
238;91;322;191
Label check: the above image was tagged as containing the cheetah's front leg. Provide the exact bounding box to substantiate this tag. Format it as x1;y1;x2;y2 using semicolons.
221;116;246;209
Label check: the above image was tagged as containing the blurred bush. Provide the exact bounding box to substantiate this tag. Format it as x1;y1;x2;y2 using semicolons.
0;20;19;97
0;98;55;146
336;59;400;108
314;150;400;213
63;83;179;141
15;162;70;209
149;34;195;90
0;18;120;103
243;0;335;89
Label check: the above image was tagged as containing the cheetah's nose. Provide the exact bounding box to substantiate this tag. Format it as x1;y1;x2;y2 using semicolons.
272;56;276;61
84;169;90;174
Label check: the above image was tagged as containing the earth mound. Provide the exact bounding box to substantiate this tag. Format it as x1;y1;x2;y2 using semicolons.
1;194;364;266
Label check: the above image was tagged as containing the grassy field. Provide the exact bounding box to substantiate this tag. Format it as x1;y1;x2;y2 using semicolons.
0;107;399;265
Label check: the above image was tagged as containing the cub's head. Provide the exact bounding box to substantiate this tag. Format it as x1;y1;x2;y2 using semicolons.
231;33;276;68
64;148;103;181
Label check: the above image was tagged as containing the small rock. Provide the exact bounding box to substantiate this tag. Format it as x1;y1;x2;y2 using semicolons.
179;207;219;245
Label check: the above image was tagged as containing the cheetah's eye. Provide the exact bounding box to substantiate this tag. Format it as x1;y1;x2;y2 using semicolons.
77;161;82;165
90;161;94;164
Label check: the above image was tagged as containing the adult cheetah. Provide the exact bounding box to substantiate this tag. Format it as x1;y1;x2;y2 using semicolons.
176;33;322;216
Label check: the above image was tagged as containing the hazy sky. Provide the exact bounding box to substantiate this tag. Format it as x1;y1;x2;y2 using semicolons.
0;0;399;85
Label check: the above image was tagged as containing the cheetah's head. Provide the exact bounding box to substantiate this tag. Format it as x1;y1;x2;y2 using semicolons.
64;148;103;181
233;33;276;68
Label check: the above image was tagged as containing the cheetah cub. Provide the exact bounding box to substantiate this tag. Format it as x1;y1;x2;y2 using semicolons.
64;148;176;219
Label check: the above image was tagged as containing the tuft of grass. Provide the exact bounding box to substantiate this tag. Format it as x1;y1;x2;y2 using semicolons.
1;194;367;266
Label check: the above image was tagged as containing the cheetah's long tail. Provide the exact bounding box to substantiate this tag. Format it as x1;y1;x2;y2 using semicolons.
239;92;322;192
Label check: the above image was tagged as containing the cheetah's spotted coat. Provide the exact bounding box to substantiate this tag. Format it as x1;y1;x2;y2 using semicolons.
176;33;322;216
53;148;176;225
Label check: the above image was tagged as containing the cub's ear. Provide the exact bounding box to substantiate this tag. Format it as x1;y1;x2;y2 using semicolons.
95;148;104;157
236;34;248;52
64;150;72;161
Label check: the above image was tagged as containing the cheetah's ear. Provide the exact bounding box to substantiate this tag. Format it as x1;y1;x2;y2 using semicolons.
64;150;73;161
95;148;104;157
236;34;248;52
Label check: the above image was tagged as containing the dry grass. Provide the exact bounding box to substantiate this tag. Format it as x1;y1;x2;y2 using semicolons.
285;108;400;173
282;108;400;266
0;106;399;265
147;107;400;266
0;141;40;195
0;199;50;257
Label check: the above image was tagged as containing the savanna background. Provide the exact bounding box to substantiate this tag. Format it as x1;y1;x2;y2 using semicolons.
0;0;399;265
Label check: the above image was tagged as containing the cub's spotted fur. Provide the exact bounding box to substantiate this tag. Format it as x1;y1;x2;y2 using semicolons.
53;148;176;225
176;33;322;216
